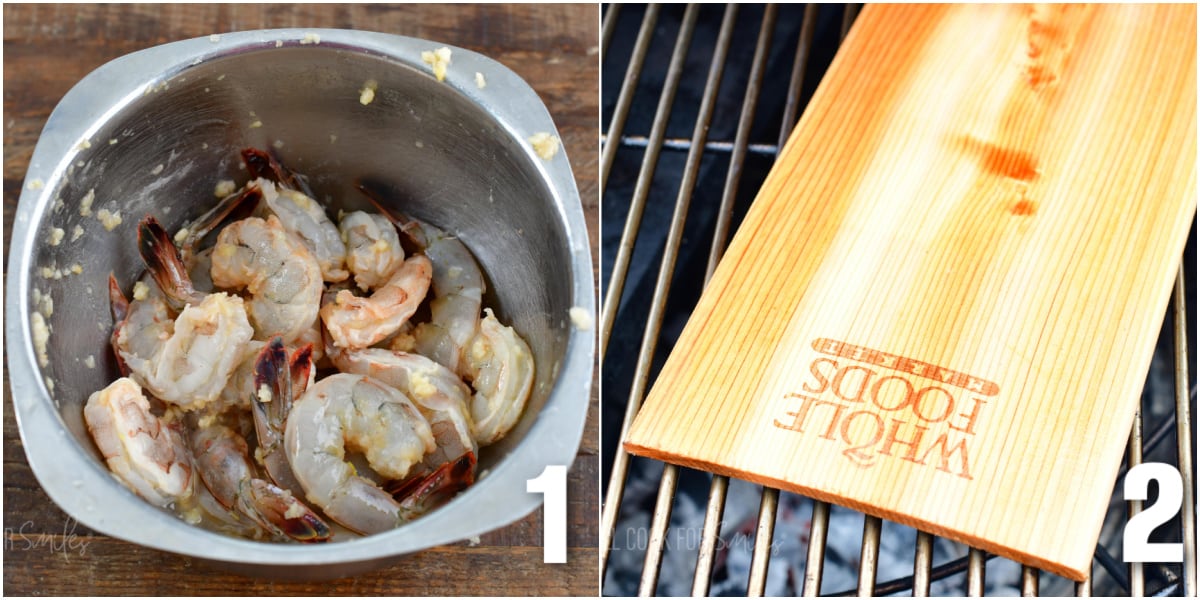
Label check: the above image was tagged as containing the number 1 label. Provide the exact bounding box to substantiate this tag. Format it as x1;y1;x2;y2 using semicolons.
1123;462;1184;564
527;465;567;563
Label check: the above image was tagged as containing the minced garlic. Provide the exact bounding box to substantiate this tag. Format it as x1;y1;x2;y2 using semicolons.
360;80;377;105
410;372;437;399
174;227;190;244
569;306;593;331
132;281;150;301
300;32;321;45
97;208;122;230
27;178;44;190
80;188;95;217
151;164;164;175
529;133;560;160
475;72;486;89
214;180;236;197
31;312;50;368
70;225;84;242
421;47;452;82
47;227;65;246
284;500;306;519
257;383;273;403
84;355;96;369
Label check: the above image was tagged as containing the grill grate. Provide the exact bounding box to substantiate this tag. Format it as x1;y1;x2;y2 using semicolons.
600;4;1197;596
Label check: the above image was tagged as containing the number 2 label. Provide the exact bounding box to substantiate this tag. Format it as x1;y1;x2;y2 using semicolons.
1123;462;1184;563
528;465;567;563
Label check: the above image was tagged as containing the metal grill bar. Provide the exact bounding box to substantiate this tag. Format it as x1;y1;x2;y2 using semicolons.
778;4;820;151
1128;408;1145;597
601;5;1194;596
598;4;696;580
748;488;780;596
636;5;738;594
692;474;728;596
606;135;780;157
601;4;620;63
1173;266;1197;598
914;531;934;596
802;498;831;596
858;516;883;595
599;5;658;200
640;464;679;595
968;549;987;596
1022;566;1039;596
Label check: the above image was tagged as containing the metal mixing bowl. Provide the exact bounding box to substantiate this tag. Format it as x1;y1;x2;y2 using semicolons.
5;28;594;579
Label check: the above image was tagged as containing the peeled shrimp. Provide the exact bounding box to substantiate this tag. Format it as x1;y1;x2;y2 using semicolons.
408;221;485;376
328;346;476;474
115;289;253;410
84;377;194;507
463;309;535;445
339;211;405;292
210;215;323;343
257;178;349;283
284;373;436;534
189;416;330;542
319;254;432;350
355;187;485;374
241;148;348;283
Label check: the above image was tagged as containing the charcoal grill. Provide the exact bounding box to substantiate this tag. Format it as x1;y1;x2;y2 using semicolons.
599;4;1197;596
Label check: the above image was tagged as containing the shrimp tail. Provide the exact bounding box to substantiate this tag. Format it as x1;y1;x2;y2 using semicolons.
386;452;476;516
252;337;307;495
246;479;332;543
138;215;203;311
179;184;262;263
354;182;428;251
289;343;314;397
107;273;132;377
241;147;315;199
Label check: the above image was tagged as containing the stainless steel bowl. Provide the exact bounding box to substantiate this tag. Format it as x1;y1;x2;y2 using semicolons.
5;28;594;579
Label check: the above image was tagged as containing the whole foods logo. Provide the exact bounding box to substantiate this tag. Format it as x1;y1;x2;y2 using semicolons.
772;338;997;480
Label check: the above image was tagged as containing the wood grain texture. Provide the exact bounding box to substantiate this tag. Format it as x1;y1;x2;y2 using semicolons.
3;3;599;595
624;4;1195;581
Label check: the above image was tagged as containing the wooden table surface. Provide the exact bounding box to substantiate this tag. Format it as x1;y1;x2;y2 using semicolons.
2;4;599;595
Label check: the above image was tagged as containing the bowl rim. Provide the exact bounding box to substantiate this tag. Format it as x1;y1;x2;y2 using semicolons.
5;27;595;565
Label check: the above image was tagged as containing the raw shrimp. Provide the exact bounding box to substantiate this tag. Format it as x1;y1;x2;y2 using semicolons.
328;346;476;475
463;309;535;445
189;415;331;542
339;211;405;292
114;233;254;410
177;183;263;268
357;189;485;375
284;373;439;534
319;254;432;350
252;337;313;496
84;377;194;507
210;215;323;343
256;179;349;283
242;148;348;283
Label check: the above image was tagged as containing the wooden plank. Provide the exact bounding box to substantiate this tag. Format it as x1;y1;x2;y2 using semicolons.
3;3;598;595
625;4;1195;581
